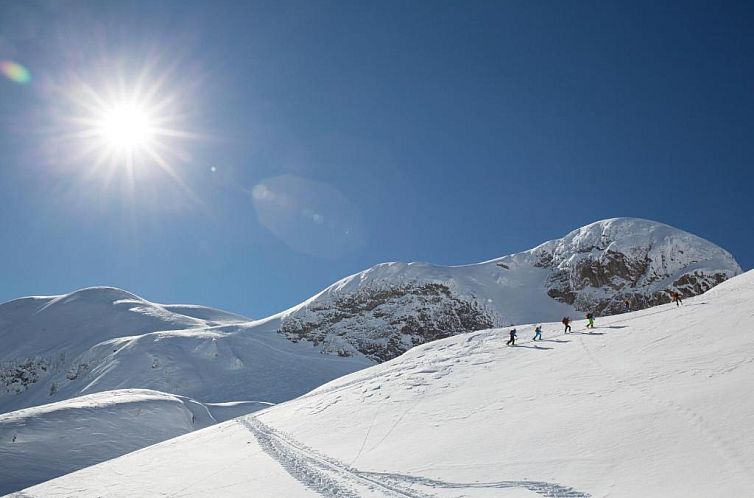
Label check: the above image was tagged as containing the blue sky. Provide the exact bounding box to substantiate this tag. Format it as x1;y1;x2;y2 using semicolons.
0;0;752;318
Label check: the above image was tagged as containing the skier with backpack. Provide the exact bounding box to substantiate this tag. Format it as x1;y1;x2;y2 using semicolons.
586;312;595;329
562;317;572;334
671;291;683;307
506;328;517;346
533;325;543;341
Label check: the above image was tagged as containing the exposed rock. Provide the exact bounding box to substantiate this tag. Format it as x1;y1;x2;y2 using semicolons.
280;283;495;362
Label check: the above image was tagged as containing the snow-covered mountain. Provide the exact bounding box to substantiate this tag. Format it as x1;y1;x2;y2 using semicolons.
20;269;754;497
0;217;741;494
0;288;371;493
279;218;741;360
2;218;737;412
0;288;370;415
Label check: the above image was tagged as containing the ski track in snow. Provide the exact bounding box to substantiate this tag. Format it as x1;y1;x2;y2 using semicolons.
296;328;501;411
240;416;590;498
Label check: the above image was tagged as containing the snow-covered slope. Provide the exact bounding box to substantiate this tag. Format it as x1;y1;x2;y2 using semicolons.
22;270;754;497
0;288;372;493
0;287;205;361
0;389;216;495
160;304;250;324
279;218;741;360
0;289;370;414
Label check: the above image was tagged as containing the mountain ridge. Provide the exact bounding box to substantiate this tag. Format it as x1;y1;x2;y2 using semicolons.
277;217;741;360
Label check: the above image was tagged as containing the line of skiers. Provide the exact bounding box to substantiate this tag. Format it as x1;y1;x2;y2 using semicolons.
506;313;592;346
506;289;685;346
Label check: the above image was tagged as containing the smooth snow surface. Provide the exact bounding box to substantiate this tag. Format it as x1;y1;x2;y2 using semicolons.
0;389;215;494
20;270;754;497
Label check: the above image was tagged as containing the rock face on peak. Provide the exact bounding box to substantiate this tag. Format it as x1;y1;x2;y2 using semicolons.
280;280;495;362
532;218;741;315
279;218;741;361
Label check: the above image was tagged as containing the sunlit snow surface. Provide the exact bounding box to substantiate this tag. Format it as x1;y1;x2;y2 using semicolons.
0;288;371;494
18;270;754;497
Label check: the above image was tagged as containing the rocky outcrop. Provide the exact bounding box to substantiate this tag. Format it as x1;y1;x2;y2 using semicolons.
534;219;741;315
280;282;495;362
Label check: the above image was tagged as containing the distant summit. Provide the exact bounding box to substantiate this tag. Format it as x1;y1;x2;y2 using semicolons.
530;218;741;314
279;218;741;360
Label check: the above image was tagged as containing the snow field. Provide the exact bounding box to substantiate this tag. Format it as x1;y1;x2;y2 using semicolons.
20;270;754;497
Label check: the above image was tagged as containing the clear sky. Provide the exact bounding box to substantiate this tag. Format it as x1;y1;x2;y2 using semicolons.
1;0;752;318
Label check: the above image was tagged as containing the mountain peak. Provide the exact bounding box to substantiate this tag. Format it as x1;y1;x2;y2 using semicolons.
280;218;741;360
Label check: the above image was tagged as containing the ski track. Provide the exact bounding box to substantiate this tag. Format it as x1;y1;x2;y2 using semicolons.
239;416;590;498
294;328;501;408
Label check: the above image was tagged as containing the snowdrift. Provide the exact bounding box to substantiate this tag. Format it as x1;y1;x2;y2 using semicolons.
0;288;371;415
0;289;371;493
0;389;214;495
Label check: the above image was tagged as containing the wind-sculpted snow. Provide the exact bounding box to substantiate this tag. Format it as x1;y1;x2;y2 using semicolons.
0;290;371;494
0;287;225;409
0;290;370;416
21;270;754;497
0;389;215;494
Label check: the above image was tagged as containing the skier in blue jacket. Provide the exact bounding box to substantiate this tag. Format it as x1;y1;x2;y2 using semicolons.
533;325;542;341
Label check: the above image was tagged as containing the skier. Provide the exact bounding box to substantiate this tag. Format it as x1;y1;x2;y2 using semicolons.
671;291;683;306
506;328;517;346
624;298;631;312
562;317;572;334
586;312;595;329
533;325;542;341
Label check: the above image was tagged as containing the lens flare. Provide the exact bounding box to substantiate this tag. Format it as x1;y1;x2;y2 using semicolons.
251;175;366;258
0;60;32;84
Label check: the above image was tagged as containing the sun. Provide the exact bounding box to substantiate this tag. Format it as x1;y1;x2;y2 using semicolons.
50;60;208;210
62;78;187;178
97;103;156;152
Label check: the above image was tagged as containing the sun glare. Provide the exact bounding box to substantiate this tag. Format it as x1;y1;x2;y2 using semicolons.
51;61;206;209
98;103;155;151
